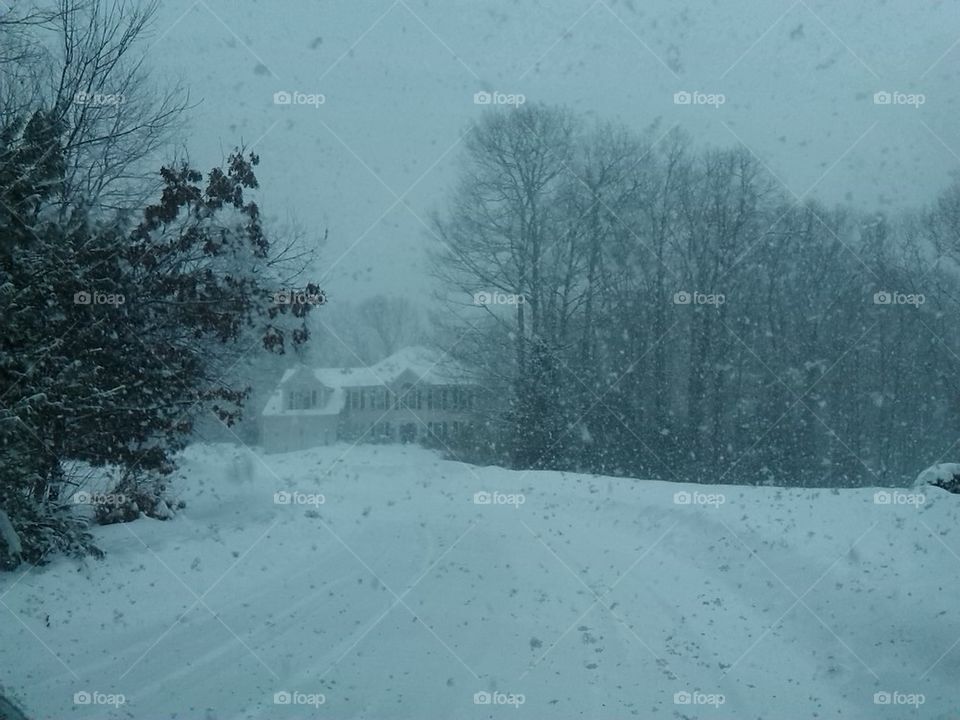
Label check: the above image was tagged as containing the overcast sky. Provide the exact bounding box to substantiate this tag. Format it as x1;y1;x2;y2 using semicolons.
151;0;960;300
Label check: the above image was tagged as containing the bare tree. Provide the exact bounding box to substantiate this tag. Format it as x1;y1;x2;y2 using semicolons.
433;104;578;354
356;295;423;357
1;0;189;217
431;104;582;466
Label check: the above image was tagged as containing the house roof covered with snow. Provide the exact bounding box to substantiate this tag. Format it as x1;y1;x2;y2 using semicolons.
318;345;470;387
261;385;347;418
262;346;471;416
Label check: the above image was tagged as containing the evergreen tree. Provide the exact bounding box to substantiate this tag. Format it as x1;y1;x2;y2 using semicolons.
510;338;564;469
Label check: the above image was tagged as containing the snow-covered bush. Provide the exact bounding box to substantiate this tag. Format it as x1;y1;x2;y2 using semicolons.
92;472;184;526
0;490;101;567
0;509;22;570
914;463;960;494
0;133;320;569
0;147;318;567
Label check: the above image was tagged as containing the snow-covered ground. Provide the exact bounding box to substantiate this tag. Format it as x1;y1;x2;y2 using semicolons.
1;443;958;719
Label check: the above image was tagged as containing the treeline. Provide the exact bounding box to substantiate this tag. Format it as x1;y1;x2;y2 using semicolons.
433;104;960;486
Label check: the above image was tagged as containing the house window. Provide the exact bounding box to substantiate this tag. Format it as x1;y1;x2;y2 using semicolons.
426;389;434;410
287;389;319;410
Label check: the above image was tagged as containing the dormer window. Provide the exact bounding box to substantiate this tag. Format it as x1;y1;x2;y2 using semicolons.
287;389;319;410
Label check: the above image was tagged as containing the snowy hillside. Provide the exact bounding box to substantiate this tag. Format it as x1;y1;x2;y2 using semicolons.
1;443;958;719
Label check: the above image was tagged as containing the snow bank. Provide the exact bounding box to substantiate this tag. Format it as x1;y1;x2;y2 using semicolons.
1;443;957;719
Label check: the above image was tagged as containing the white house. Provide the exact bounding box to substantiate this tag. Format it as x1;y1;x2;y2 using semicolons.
260;346;478;453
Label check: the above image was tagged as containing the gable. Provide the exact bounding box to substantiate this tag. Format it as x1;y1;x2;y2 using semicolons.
280;365;318;388
263;366;341;416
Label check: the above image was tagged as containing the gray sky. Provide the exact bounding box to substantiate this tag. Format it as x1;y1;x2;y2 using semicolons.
152;0;960;299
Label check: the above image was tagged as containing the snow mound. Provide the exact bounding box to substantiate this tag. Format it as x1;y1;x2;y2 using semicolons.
913;463;960;494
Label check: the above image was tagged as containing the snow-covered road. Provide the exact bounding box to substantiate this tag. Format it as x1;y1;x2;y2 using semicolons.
1;443;958;719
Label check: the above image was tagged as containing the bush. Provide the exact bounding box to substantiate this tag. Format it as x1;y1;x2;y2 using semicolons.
915;463;960;494
93;471;185;525
0;492;101;568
